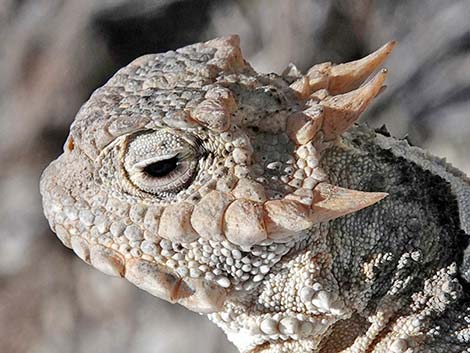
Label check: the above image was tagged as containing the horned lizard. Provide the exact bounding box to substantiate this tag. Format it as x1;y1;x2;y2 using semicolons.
40;36;470;353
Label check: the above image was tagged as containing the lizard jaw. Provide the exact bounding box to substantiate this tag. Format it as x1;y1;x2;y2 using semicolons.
125;258;227;313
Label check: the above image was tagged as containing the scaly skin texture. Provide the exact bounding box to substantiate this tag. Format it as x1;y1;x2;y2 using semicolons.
40;36;470;352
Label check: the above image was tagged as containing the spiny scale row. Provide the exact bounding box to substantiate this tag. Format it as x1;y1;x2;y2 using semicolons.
43;190;298;294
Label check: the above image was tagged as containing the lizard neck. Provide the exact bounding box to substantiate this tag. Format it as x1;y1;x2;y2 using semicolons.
208;223;351;352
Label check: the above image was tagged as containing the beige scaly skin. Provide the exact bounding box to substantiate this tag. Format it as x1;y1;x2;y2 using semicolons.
40;36;470;353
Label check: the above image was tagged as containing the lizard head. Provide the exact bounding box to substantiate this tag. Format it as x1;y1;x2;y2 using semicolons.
40;36;394;314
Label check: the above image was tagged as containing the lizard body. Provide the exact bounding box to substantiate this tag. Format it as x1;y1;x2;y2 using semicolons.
40;36;470;352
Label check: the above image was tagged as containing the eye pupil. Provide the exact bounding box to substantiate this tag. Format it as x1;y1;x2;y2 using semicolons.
143;156;178;178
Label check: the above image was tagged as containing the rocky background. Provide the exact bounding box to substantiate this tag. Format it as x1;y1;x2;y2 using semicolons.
0;1;469;352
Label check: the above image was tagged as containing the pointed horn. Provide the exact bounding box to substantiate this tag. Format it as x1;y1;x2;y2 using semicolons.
321;69;388;140
310;182;387;223
264;199;313;240
204;35;247;72
262;183;387;242
327;41;396;94
307;41;396;95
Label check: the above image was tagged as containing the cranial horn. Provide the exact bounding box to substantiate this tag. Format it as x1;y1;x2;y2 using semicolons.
307;41;396;95
320;69;388;140
261;183;387;241
310;182;388;223
204;35;247;72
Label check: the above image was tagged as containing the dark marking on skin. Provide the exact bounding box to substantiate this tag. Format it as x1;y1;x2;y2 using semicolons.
322;130;465;308
374;124;391;137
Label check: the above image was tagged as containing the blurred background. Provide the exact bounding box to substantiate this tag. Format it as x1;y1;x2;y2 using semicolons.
0;0;469;352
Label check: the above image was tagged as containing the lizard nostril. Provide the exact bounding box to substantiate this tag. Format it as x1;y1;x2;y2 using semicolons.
65;135;74;151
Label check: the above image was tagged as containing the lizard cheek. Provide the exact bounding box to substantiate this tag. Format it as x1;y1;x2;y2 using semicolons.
223;199;267;248
190;190;234;240
158;202;199;243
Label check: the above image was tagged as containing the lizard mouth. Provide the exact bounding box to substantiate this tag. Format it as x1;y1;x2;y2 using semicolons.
124;258;228;313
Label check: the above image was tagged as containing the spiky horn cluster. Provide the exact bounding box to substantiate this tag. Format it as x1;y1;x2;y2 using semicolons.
287;41;396;143
182;41;395;248
278;42;397;237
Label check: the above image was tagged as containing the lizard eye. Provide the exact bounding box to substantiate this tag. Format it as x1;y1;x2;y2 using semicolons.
123;130;198;194
143;156;179;178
